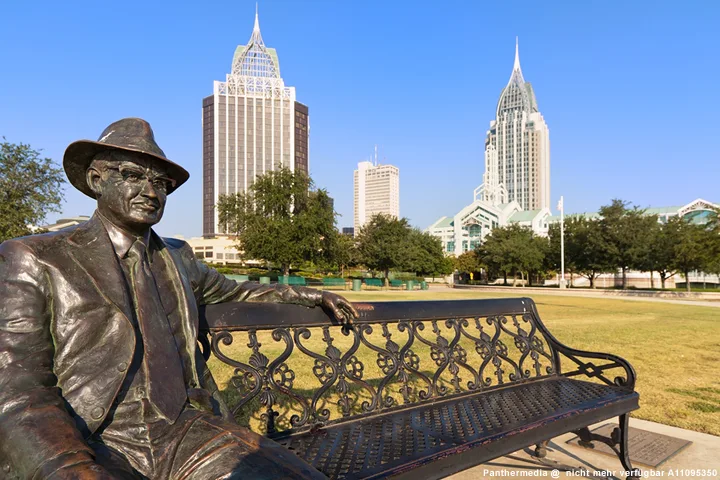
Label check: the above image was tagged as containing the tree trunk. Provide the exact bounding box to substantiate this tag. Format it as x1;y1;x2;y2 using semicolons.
341;265;345;278
685;270;691;292
650;271;655;289
384;269;390;288
528;272;533;287
590;274;595;289
283;264;290;276
661;274;666;290
622;267;627;289
503;272;508;286
570;272;574;288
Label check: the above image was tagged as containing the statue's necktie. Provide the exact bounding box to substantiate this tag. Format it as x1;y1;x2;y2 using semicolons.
127;240;186;422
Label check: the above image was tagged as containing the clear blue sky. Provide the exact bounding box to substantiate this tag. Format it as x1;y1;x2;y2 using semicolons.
1;1;718;237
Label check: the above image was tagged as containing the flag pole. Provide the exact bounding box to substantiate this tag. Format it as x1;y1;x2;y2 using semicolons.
558;196;567;289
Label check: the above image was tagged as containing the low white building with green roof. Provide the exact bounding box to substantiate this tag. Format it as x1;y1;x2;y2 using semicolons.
427;197;551;256
428;198;716;258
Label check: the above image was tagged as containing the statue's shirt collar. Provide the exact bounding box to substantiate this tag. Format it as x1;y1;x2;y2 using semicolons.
97;211;152;259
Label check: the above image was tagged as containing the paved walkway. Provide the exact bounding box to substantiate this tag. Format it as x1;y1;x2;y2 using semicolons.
350;286;720;308
444;285;720;308
447;418;720;479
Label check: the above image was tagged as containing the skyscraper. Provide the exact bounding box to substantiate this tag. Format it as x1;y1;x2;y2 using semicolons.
202;10;309;237
481;39;550;211
353;160;400;233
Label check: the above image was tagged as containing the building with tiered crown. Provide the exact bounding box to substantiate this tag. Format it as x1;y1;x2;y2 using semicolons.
429;40;551;255
478;39;550;211
427;41;717;259
202;8;309;237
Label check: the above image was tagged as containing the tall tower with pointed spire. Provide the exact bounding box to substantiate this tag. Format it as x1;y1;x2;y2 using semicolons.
481;39;550;211
202;8;309;237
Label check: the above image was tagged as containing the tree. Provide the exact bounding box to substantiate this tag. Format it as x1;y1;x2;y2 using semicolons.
216;168;336;275
706;208;720;279
454;251;483;276
477;224;547;287
598;199;656;289
328;232;358;277
639;218;682;289
573;217;613;288
672;218;712;292
402;228;453;278
355;214;410;284
0;140;65;242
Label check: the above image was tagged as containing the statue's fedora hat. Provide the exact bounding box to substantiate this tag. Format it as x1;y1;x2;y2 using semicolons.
63;117;189;198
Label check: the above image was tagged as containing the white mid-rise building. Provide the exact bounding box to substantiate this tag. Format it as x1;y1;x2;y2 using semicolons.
353;161;400;233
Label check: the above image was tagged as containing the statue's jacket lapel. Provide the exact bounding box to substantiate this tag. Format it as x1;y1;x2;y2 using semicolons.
59;215;137;435
152;232;202;390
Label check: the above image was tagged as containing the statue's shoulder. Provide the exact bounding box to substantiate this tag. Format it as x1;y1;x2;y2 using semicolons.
162;237;190;251
1;225;81;257
159;237;196;267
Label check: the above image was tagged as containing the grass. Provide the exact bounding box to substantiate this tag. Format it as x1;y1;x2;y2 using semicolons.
207;288;720;437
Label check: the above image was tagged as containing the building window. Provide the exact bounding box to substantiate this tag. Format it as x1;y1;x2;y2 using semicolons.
205;252;213;258
217;253;224;259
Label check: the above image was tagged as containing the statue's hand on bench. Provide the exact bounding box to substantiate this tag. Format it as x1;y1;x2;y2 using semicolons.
321;291;358;325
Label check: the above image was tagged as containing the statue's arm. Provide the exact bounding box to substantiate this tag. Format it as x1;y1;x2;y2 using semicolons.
177;242;323;307
0;240;111;479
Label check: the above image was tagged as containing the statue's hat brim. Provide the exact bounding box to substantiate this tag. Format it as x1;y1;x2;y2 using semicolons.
63;118;189;198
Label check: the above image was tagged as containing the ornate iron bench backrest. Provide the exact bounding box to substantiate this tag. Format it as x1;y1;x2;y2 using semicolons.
200;297;558;438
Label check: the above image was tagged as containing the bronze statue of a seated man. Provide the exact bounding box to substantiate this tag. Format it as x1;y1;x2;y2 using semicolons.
0;118;356;479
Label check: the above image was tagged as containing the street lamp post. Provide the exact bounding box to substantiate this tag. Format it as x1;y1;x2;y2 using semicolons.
558;196;567;289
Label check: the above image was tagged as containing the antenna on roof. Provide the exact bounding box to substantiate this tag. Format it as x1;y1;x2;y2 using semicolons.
374;144;378;166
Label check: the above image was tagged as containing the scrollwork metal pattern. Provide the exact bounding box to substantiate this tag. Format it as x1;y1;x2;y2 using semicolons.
211;312;560;436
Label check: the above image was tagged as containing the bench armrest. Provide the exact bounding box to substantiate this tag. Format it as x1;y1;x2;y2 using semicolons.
528;302;636;391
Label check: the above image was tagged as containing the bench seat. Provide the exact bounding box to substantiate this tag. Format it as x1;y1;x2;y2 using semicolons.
200;298;641;480
275;377;638;480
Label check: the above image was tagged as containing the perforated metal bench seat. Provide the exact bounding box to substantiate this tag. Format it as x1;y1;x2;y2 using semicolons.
275;377;639;480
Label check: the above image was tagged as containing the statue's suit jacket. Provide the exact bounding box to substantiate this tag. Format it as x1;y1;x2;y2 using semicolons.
0;215;322;479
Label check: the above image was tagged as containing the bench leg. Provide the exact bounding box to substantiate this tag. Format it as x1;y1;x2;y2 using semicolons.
533;440;550;458
573;415;640;479
618;413;641;479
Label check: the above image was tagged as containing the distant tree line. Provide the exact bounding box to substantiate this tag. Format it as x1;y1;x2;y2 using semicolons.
455;199;720;291
216;168;452;280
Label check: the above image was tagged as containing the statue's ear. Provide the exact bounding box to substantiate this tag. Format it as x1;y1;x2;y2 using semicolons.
86;167;103;197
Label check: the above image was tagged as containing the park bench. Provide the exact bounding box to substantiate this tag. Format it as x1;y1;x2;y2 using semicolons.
199;298;640;479
363;278;384;290
286;276;307;286
389;279;404;289
323;278;348;290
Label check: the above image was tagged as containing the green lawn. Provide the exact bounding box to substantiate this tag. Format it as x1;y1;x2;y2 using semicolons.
207;289;720;437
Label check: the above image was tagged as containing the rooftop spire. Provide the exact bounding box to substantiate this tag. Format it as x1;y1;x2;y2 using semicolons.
506;37;525;86
254;3;260;33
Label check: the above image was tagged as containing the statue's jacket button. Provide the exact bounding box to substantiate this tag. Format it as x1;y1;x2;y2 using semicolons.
91;407;105;419
117;362;128;372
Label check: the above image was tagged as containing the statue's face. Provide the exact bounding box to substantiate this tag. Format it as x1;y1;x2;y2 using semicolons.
88;152;174;234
